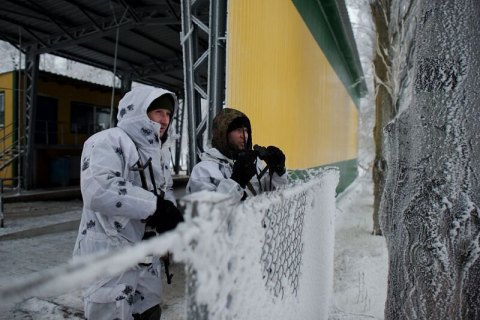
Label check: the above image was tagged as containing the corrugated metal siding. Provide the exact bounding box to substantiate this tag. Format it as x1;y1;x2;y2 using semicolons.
226;0;357;169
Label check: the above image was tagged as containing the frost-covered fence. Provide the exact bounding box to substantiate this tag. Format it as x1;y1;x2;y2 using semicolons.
0;169;338;320
179;168;338;320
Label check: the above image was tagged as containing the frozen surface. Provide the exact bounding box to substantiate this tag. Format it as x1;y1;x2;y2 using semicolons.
331;177;387;319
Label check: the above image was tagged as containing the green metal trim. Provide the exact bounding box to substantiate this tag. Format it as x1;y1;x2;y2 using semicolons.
292;0;367;108
289;158;357;195
330;158;358;193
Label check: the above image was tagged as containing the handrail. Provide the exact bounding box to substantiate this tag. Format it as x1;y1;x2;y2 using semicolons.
0;119;96;172
0;123;25;170
0;122;18;147
0;122;25;172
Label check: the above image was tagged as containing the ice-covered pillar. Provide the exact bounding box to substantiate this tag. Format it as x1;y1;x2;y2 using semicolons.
381;0;480;318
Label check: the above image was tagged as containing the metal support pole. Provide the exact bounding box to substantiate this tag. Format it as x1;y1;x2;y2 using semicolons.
207;0;227;142
16;29;23;192
181;0;227;174
23;45;39;190
120;74;132;97
181;0;201;173
174;98;185;174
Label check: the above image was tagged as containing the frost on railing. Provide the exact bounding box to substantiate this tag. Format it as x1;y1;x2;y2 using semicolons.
180;167;339;320
0;168;339;320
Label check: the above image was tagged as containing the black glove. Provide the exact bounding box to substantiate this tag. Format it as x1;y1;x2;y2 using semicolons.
264;146;286;175
145;197;184;234
230;151;257;188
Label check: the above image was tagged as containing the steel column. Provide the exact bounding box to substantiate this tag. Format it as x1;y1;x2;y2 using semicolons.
181;0;227;174
120;74;132;96
207;0;227;142
23;45;39;190
174;98;186;174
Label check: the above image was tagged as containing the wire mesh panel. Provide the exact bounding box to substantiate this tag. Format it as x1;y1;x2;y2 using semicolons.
180;167;339;320
261;190;307;298
0;168;338;320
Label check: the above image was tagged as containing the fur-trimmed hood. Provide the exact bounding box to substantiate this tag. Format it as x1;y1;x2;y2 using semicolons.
211;108;252;159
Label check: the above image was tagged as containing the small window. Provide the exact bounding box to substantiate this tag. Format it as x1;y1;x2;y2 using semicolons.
71;102;112;135
0;92;5;127
95;107;111;131
71;102;93;134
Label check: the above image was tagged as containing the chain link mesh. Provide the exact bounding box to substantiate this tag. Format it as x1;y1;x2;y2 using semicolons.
180;168;338;319
260;190;307;298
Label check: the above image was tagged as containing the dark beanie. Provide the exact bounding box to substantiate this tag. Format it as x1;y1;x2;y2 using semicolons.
227;116;250;133
147;94;175;113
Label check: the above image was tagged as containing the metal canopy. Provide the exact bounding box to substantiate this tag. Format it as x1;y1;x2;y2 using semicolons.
0;0;226;188
0;0;210;93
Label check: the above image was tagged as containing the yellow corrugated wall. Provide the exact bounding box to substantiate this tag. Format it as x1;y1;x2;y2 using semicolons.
226;0;357;169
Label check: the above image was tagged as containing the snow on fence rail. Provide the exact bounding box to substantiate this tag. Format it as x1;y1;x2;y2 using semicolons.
0;168;338;320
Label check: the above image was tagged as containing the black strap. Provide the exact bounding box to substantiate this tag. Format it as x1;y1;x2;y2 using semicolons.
130;158;149;190
243;163;269;199
147;159;158;196
246;182;257;196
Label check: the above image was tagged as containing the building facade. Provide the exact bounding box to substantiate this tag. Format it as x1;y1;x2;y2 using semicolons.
226;0;365;192
0;70;120;188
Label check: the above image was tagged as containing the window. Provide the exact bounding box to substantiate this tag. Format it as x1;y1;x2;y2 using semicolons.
0;92;4;127
71;102;112;134
95;107;111;131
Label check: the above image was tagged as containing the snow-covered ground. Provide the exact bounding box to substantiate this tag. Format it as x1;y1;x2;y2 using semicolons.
331;177;387;319
0;176;387;319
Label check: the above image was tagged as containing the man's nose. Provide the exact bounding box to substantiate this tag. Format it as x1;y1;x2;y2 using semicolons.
161;115;169;125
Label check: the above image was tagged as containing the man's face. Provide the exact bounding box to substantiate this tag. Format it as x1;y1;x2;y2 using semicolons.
227;127;248;151
147;108;171;138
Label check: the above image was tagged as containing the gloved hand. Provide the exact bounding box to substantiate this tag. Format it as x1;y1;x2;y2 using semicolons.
230;151;257;188
264;146;286;175
145;197;184;234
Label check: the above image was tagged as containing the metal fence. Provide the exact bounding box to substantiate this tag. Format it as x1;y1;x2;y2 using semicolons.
0;168;338;320
180;167;338;319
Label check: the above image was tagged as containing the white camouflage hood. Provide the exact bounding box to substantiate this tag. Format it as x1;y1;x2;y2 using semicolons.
117;86;178;150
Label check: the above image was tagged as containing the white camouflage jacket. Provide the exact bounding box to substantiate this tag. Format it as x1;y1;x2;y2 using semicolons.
73;87;177;258
186;147;287;202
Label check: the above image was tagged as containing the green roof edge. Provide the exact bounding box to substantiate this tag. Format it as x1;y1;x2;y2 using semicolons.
292;0;368;108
